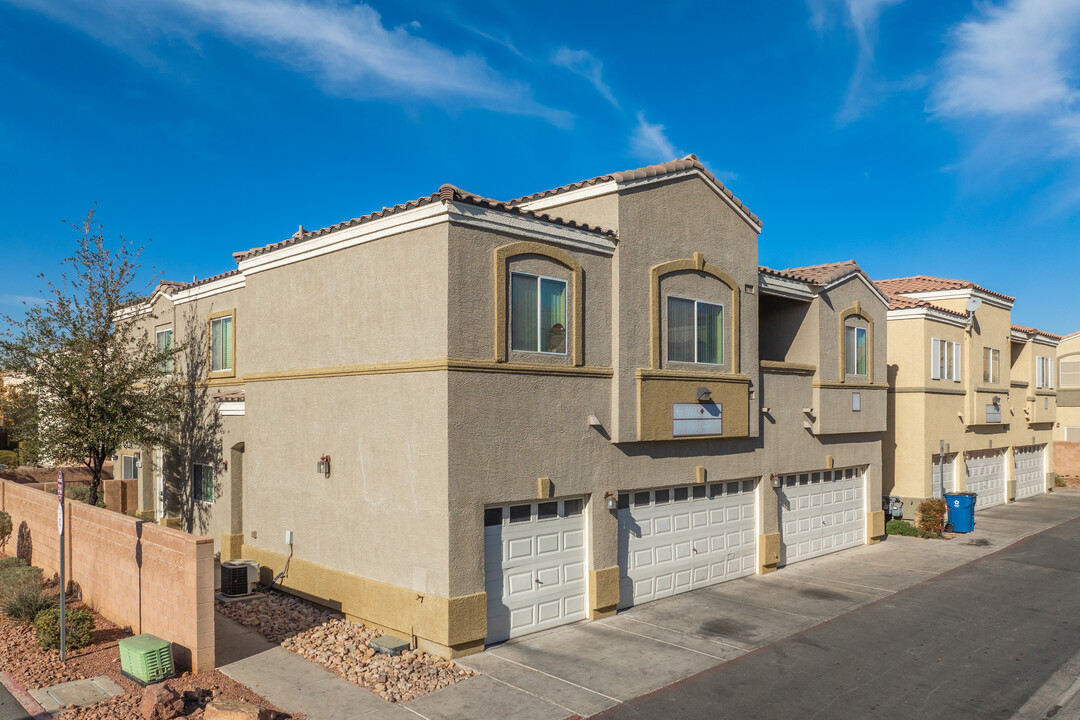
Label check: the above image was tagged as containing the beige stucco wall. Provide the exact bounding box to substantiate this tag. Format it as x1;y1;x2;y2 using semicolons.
1055;335;1080;441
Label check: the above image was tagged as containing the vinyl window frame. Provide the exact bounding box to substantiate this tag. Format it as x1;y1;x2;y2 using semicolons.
982;347;1001;385
121;454;138;481
845;324;868;378
1036;356;1054;389
666;295;725;366
1060;359;1080;388
931;338;962;382
155;328;174;375
193;463;214;505
208;309;236;378
509;271;568;356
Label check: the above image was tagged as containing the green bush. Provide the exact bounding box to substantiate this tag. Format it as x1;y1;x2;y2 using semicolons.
0;450;16;468
34;608;94;651
0;564;43;594
886;519;920;536
917;498;947;537
0;557;26;571
1;569;55;621
0;511;11;550
1056;475;1068;488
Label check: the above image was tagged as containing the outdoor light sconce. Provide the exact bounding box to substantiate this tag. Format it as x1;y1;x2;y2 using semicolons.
604;490;618;511
992;396;1001;406
220;460;228;472
770;473;782;489
317;455;331;478
696;387;712;403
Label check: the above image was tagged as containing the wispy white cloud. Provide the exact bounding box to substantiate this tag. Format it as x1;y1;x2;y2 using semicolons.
630;112;680;163
6;0;572;126
808;0;913;123
551;48;619;109
0;295;44;307
929;0;1080;134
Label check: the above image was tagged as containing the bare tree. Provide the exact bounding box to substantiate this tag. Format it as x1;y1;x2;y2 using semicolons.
0;208;180;506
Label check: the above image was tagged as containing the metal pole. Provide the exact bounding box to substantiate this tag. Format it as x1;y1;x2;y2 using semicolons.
939;440;945;497
57;470;65;662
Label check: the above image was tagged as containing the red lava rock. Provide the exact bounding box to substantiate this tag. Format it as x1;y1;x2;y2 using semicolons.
142;683;184;720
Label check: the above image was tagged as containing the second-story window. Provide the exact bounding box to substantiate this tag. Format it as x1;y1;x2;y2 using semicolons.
511;272;567;354
982;347;1000;384
667;297;723;365
1061;359;1080;388
210;316;234;372
156;329;173;374
845;325;867;377
1036;356;1054;389
931;338;961;381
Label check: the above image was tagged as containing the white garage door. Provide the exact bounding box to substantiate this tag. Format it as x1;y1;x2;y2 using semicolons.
484;498;587;644
965;449;1007;508
1014;445;1046;500
617;480;757;610
778;467;865;566
931;454;957;497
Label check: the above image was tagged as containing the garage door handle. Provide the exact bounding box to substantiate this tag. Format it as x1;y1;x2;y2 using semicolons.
822;520;828;526
535;579;543;586
692;547;698;553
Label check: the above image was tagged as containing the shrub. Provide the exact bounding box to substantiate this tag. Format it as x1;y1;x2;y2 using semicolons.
0;511;11;551
1;570;55;621
886;519;919;536
0;450;16;468
917;498;947;537
1056;475;1068;488
0;557;26;571
34;608;94;651
0;564;43;595
48;485;105;508
15;521;31;565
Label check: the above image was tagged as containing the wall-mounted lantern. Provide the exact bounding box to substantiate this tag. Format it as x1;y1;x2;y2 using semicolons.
770;473;782;489
604;490;618;511
317;455;331;478
696;387;712;403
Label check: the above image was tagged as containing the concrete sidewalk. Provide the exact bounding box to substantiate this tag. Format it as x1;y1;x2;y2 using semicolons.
219;490;1080;720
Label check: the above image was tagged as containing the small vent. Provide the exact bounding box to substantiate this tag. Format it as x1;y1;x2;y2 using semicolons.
221;560;259;597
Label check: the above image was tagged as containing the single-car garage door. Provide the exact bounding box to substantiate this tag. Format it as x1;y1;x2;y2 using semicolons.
778;467;865;565
965;449;1007;508
617;480;757;610
1014;445;1046;500
484;497;587;644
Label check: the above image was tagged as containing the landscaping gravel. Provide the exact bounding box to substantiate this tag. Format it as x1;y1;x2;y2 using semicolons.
216;591;474;703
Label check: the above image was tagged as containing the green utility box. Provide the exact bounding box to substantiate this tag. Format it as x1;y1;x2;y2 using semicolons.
118;634;175;684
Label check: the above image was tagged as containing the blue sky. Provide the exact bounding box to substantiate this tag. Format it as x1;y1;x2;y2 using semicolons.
1;0;1078;334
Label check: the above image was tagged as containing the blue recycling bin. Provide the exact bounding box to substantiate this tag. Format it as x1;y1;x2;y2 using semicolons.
943;492;977;533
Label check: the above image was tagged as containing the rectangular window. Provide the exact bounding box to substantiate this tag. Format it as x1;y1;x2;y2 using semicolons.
982;347;1000;384
121;454;138;481
156;329;173;374
1061;360;1080;388
845;326;867;376
193;464;213;504
510;273;566;354
667;297;723;365
852;391;861;412
1036;356;1054;389
210;316;234;372
931;339;962;381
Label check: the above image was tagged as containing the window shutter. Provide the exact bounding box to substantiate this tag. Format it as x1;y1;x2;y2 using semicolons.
953;342;961;382
1049;359;1054;389
1037;358;1044;388
931;339;941;380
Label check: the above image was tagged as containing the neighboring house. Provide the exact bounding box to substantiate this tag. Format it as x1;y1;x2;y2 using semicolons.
124;156;889;658
1055;331;1080;478
876;276;1060;515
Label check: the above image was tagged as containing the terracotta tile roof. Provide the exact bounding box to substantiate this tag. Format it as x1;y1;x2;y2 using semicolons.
760;260;862;285
507;155;762;228
1063;330;1080;340
212;390;245;403
234;185;617;263
1011;324;1063;340
874;275;1015;303
872;284;969;317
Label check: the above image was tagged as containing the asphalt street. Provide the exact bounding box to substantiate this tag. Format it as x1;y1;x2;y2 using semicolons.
0;683;29;720
595;516;1080;720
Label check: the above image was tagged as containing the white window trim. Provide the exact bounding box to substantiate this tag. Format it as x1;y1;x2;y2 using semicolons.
667;295;725;366
155;328;173;375
846;325;868;377
1036;356;1054;389
210;316;233;372
983;347;1001;384
194;463;214;505
930;338;962;382
121;454;138;481
509;271;568;356
1061;359;1080;388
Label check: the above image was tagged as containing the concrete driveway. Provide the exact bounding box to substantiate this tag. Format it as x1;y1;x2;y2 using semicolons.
402;490;1080;720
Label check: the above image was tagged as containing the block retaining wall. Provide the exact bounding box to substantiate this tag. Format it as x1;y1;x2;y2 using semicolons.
1056;442;1080;479
0;480;214;671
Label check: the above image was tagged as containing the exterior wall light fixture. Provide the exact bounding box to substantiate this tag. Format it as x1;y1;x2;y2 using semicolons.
770;473;782;489
696;387;712;403
604;490;618;511
317;455;331;478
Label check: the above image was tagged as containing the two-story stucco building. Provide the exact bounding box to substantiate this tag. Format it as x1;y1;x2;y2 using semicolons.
1054;331;1080;479
123;156;890;657
876;276;1061;515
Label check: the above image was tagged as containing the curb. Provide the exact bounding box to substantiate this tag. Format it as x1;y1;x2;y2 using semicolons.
0;671;50;720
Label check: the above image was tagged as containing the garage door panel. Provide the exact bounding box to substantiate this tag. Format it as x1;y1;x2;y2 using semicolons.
486;498;588;644
779;468;865;566
965;450;1006;508
1014;445;1045;500
619;480;758;609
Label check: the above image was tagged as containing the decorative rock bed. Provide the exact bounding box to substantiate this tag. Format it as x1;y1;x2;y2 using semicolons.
216;592;474;703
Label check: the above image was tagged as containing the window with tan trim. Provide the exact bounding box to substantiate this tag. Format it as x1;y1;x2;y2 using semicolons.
1061;359;1080;388
208;309;236;377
